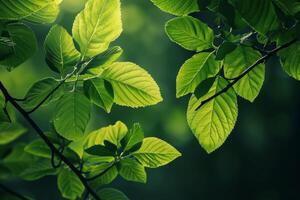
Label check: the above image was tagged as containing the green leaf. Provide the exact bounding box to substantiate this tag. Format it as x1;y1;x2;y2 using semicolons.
54;92;91;141
21;78;64;110
24;139;51;159
89;164;118;186
279;42;300;80
0;0;61;24
119;158;147;183
273;0;300;16
58;168;84;200
0;122;26;145
101;62;163;108
44;25;81;75
72;0;122;58
85;145;115;157
224;46;265;102
85;121;128;149
165;16;214;51
86;46;123;73
229;0;279;35
132;137;181;168
194;77;216;99
187;77;238;153
20;159;56;181
215;42;237;60
84;78;114;113
150;0;199;16
0;23;37;71
176;52;221;98
97;188;129;200
121;123;144;152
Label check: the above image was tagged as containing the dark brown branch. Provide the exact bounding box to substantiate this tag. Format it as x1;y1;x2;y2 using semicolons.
196;39;297;110
0;183;30;200
0;82;102;200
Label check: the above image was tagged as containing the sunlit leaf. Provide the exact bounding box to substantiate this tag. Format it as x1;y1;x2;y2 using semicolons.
150;0;199;16
119;158;147;183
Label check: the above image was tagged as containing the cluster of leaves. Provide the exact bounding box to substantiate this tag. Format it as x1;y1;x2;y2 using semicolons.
151;0;300;153
0;0;181;199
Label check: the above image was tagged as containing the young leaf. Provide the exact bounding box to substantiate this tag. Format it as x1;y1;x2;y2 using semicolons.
279;42;300;80
85;145;115;157
150;0;199;16
121;123;144;152
229;0;279;35
86;46;123;72
132;137;181;168
20;159;56;181
0;0;61;24
0;122;26;145
224;46;265;102
21;78;64;110
72;0;122;58
119;158;147;183
165;16;214;52
85;121;128;149
176;52;221;98
84;78;114;113
24;139;51;159
54;92;91;141
0;23;37;71
101;62;163;108
58;168;84;200
187;77;238;153
44;25;81;75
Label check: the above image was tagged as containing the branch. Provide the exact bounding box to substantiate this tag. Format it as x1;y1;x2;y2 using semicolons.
196;39;298;110
0;183;30;200
0;82;102;200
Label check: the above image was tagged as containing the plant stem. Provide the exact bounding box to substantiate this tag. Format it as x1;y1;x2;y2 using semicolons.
196;39;297;110
0;183;30;200
0;82;102;200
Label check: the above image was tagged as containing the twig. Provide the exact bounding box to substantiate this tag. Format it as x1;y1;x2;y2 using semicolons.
196;39;297;110
0;82;102;200
0;183;30;200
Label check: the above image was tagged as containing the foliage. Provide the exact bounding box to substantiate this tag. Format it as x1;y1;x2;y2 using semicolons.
151;0;300;153
0;0;180;199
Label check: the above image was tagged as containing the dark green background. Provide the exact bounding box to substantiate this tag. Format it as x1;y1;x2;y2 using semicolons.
1;0;299;199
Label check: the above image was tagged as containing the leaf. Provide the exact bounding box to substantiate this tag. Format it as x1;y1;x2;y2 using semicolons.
176;52;221;98
273;0;300;16
121;123;144;152
0;23;37;71
86;46;123;73
229;0;279;35
24;139;51;159
150;0;199;16
215;42;237;60
279;42;300;80
0;0;61;24
194;77;216;99
165;16;214;51
0;122;26;145
20;159;56;181
132;137;181;168
72;0;122;58
21;78;64;110
89;164;118;186
84;78;114;113
119;158;147;183
224;46;265;102
85;145;115;157
44;25;81;75
101;62;163;108
187;77;238;153
85;121;128;149
58;168;84;200
54;92;91;141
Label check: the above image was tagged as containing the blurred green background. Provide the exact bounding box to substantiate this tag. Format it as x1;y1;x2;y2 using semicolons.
1;0;300;199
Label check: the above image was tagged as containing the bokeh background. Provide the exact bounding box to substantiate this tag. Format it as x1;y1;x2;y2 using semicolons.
1;0;300;199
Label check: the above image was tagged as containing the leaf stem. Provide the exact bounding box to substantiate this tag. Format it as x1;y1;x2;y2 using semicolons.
196;39;297;110
0;82;102;200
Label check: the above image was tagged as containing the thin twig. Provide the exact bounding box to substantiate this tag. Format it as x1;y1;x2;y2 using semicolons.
0;183;30;200
196;39;297;110
0;82;102;200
